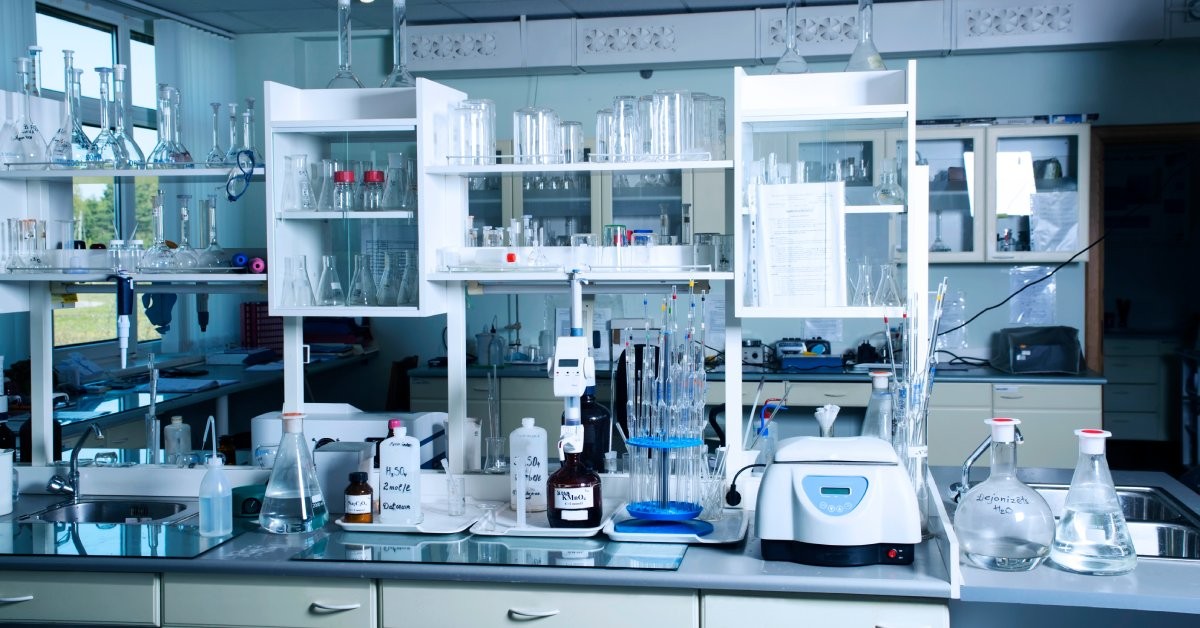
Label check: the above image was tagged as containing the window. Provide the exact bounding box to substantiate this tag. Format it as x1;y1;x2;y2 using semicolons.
36;2;160;350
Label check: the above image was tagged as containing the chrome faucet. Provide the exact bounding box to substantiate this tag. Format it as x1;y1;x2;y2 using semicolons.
46;423;104;502
948;425;1023;503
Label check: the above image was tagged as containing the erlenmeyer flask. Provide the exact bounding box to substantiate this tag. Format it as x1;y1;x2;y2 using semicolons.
376;252;401;306
316;254;346;306
1049;429;1137;575
10;57;46;169
205;102;224;166
399;249;418;306
846;0;886;72
381;0;416;88
851;262;873;306
315;159;335;210
292;255;315;306
381;152;413;209
195;194;229;269
283;154;316;210
139;190;176;272
259;412;328;534
346;253;378;306
87;66;128;169
772;1;809;74
874;158;905;204
48;51;91;169
327;0;365;88
873;263;902;307
111;65;144;167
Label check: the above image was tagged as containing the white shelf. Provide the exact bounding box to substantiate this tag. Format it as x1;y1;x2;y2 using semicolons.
274;209;416;220
429;269;733;283
845;204;905;214
268;119;417;133
739;106;911;124
428;159;732;176
0;272;267;283
737;305;907;319
0;166;264;180
272;305;421;317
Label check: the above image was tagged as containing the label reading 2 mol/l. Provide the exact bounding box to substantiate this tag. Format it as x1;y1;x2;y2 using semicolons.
378;431;423;525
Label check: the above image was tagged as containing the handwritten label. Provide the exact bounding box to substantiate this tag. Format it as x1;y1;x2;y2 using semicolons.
378;436;422;524
974;492;1029;516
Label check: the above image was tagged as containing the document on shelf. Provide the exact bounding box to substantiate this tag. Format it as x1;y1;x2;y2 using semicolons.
752;181;846;308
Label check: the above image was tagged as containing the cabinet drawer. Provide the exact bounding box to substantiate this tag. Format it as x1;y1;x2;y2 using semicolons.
786;383;869;407
411;377;493;400
1010;410;1101;468
1103;357;1160;384
380;582;696;628
0;570;158;625
927;407;994;466
1104;337;1175;357
1104;384;1159;413
992;384;1101;411
164;574;375;628
1104;411;1168;441
702;592;948;628
928;383;990;408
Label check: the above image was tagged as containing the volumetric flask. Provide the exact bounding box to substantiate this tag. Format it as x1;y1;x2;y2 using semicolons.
316;255;346;306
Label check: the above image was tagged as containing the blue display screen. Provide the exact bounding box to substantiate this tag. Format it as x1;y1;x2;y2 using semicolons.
820;487;851;495
558;358;579;366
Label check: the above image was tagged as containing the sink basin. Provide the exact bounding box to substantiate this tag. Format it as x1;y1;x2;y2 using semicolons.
1032;485;1193;524
21;498;198;524
1126;522;1200;559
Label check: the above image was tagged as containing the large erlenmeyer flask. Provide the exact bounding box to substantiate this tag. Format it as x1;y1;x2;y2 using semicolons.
327;0;365;88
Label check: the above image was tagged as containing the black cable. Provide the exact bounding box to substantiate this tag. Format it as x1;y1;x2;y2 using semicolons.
937;232;1106;337
935;349;990;367
725;463;766;506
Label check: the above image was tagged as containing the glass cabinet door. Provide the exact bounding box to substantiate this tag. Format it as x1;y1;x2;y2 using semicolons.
890;127;986;262
985;125;1090;262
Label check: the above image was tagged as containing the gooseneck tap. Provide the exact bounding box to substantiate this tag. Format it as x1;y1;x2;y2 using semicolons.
949;425;1023;503
46;423;104;502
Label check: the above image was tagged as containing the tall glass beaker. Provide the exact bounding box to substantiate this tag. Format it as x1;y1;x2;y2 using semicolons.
48;51;91;169
327;0;365;88
381;0;416;88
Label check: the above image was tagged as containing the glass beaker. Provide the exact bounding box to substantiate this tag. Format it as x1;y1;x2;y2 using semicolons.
327;0;365;88
513;107;560;165
846;0;886;71
1048;429;1137;575
283;154;316;211
594;108;613;163
381;0;416;87
316;254;346;306
48;51;92;169
873;263;903;307
88;66;127;169
650;89;693;161
560;120;584;164
449;100;495;166
204;102;224;166
346;253;378;306
610;96;642;163
111;64;144;167
259;412;329;534
773;1;809;74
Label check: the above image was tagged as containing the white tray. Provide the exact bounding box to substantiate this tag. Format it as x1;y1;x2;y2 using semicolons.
602;507;750;544
468;500;619;538
336;500;492;534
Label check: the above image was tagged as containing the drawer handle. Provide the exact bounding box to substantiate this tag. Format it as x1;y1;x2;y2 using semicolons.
310;602;361;613
998;395;1024;400
823;393;847;398
0;595;34;603
509;607;561;619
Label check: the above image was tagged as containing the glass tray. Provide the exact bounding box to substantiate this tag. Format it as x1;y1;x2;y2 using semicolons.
603;507;749;545
468;500;619;538
335;500;490;534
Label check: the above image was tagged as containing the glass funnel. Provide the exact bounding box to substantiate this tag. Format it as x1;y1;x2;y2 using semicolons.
139;190;176;272
87;66;128;169
345;253;378;306
205;102;224;166
195;194;229;269
846;0;886;71
381;0;416;87
111;64;144;167
327;0;365;88
953;418;1055;571
48;51;91;169
1049;429;1137;575
772;1;809;74
10;57;47;169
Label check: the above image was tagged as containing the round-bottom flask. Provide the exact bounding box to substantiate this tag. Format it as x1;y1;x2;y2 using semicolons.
953;418;1055;571
1049;429;1137;575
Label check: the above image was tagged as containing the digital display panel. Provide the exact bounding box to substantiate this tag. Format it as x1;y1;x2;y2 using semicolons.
820;487;851;496
558;359;579;366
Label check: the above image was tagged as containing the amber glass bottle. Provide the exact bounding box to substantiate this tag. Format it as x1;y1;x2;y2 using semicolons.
547;448;602;528
344;471;373;524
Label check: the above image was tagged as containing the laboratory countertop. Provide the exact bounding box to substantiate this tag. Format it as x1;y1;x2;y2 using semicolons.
411;364;1106;385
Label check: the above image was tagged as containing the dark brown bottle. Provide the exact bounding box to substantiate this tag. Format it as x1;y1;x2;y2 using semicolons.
547;449;602;528
217;435;237;466
343;471;373;524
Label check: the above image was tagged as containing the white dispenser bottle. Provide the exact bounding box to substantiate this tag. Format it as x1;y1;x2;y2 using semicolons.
199;454;232;537
378;420;423;525
860;371;892;442
510;417;548;512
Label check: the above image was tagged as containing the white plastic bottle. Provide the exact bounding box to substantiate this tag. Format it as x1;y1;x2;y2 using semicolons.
378;419;423;525
163;416;192;466
199;454;232;537
510;417;548;512
860;371;892;442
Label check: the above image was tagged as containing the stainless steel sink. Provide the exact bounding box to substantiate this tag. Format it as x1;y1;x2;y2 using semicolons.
21;498;198;524
1032;484;1193;524
1126;522;1200;559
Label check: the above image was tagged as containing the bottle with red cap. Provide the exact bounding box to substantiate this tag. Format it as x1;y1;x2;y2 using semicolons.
362;170;385;210
332;170;357;211
1049;428;1137;575
952;417;1055;572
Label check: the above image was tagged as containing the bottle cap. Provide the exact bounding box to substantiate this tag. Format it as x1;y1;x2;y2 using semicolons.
986;417;1020;443
521;417;535;428
171;415;183;424
388;418;403;429
870;371;889;389
207;453;224;468
1075;428;1110;455
282;412;304;433
349;471;368;483
333;170;355;183
363;169;384;183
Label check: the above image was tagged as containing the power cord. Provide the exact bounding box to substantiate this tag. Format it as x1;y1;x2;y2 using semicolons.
725;463;766;506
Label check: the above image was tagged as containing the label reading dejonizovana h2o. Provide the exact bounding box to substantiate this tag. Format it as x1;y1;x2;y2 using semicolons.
378;424;423;525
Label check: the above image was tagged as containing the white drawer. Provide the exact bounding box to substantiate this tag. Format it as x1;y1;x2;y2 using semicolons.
702;592;948;628
1103;384;1159;412
992;384;1101;411
0;571;158;625
164;574;375;628
381;582;696;628
928;382;991;408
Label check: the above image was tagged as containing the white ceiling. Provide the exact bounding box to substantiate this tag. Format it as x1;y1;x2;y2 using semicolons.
109;0;879;35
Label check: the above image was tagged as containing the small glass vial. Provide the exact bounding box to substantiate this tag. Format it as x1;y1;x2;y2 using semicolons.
332;170;357;211
361;170;385;210
953;418;1055;571
1049;429;1137;575
344;471;373;524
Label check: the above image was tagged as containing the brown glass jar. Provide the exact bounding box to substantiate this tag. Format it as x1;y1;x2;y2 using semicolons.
547;451;602;528
344;471;373;524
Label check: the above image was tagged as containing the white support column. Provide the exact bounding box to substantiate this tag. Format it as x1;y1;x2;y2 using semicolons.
29;283;53;466
446;282;467;475
282;316;304;413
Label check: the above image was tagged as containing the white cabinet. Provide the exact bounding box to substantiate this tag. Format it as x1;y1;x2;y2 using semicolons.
926;382;993;466
163;573;376;628
702;592;948;628
0;570;159;626
380;581;697;628
991;383;1101;468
